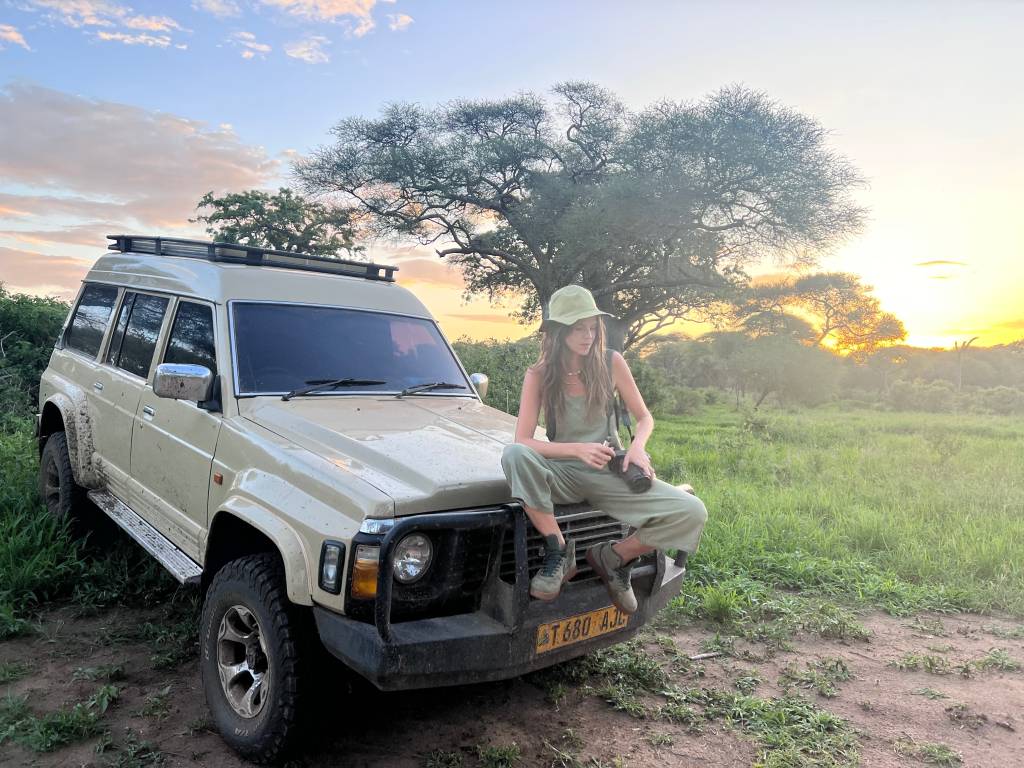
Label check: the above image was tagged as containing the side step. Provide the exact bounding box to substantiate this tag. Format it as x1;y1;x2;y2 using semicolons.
87;490;203;586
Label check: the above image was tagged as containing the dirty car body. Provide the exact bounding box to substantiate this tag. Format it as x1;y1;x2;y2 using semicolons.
36;237;685;760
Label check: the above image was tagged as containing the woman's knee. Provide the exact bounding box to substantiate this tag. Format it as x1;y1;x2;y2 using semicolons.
680;492;708;527
692;496;709;526
501;442;537;473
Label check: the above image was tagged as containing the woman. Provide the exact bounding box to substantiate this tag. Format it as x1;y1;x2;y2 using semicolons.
501;285;708;614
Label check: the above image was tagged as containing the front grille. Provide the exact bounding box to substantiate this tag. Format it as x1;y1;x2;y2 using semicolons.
498;502;629;583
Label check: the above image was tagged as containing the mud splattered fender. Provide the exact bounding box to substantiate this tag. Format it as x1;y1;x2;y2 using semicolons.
206;499;313;606
42;391;103;488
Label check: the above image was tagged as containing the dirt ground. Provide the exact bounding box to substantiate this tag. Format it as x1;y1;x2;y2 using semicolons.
1;604;1021;768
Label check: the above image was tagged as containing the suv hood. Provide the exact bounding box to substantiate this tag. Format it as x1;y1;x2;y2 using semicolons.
239;396;525;516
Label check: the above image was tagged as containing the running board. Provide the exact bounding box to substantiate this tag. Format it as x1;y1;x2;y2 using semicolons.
87;489;203;586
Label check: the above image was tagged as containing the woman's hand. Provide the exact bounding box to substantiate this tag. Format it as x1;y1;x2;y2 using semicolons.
576;441;617;470
621;444;656;480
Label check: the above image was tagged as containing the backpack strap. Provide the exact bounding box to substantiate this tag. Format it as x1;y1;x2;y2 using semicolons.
607;349;634;446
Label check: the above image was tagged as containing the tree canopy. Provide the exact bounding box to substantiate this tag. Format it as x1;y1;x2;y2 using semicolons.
297;82;866;349
192;187;361;258
733;272;906;358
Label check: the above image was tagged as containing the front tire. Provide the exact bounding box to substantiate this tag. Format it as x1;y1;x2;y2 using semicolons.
200;554;305;764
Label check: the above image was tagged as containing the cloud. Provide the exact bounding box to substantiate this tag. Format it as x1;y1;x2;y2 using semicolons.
28;1;182;32
0;83;278;235
914;259;967;268
0;193;130;222
446;313;513;324
259;0;375;22
285;35;330;63
96;30;173;47
929;274;953;280
231;30;271;58
1;223;123;248
0;24;32;50
997;318;1024;330
192;0;241;18
387;13;412;31
389;257;464;287
0;246;92;298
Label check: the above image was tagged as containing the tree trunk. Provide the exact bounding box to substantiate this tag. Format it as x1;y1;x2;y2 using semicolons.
604;316;628;353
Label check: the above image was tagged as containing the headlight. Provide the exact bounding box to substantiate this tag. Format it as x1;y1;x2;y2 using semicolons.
392;533;433;584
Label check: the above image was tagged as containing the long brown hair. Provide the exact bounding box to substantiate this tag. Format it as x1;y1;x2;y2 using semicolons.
530;317;613;435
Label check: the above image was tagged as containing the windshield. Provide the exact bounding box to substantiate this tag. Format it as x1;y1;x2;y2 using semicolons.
231;302;471;396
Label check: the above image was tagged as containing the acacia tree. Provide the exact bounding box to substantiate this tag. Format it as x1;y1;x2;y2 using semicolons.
192;188;361;257
296;82;866;349
734;272;906;358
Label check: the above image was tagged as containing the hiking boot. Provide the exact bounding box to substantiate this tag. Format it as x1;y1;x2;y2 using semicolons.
586;542;638;614
530;535;577;601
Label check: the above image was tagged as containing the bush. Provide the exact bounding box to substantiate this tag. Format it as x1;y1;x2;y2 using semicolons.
452;336;540;415
0;285;69;421
658;386;704;416
888;379;956;413
971;386;1024;416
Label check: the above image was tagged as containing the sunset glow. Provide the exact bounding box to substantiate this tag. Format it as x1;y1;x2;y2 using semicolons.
1;1;1021;350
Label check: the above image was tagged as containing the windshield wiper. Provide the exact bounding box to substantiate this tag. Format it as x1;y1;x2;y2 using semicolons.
281;378;386;401
396;381;467;398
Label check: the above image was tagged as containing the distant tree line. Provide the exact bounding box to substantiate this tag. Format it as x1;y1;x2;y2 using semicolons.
455;333;1024;418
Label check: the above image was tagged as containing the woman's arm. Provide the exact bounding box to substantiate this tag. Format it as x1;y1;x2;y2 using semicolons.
611;351;656;476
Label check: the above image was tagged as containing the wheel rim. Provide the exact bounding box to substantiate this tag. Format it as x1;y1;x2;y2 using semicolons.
43;456;61;513
216;605;270;719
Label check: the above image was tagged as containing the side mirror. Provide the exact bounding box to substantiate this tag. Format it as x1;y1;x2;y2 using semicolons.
469;372;489;399
153;363;213;402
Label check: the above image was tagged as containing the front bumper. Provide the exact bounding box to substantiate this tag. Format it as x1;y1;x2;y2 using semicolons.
314;505;686;690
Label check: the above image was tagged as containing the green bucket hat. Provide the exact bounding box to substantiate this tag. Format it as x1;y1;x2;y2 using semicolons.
541;285;614;330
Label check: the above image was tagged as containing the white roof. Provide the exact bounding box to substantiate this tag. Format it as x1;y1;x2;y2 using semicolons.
84;252;431;318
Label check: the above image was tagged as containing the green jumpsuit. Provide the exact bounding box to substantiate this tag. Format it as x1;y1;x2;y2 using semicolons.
501;393;707;553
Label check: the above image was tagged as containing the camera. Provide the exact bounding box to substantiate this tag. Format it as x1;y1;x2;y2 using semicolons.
605;437;652;493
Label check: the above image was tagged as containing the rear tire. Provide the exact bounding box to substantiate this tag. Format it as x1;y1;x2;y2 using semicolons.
200;553;305;764
39;431;89;525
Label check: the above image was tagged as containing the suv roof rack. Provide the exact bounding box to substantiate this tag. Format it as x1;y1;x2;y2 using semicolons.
106;235;398;282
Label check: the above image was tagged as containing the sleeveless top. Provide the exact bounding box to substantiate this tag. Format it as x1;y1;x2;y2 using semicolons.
552;394;622;450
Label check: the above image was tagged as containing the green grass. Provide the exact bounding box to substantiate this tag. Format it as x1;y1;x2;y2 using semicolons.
0;421;182;635
893;736;962;766
0;684;118;752
476;743;520;768
648;406;1024;617
669;687;859;767
779;658;852;698
0;661;32;683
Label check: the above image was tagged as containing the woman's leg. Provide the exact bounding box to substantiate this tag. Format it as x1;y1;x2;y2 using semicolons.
612;535;654;562
501;443;586;600
524;504;565;545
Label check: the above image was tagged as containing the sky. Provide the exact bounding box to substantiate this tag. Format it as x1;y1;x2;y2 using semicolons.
0;0;1022;348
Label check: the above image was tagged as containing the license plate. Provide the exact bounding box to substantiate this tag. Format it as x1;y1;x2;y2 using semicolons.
535;606;630;654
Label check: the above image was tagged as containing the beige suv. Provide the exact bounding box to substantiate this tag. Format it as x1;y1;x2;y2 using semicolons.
37;236;686;762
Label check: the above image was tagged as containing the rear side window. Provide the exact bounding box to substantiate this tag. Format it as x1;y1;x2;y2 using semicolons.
164;302;217;377
107;293;169;379
65;284;118;357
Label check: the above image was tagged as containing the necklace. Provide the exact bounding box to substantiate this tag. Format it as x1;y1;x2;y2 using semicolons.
565;369;582;377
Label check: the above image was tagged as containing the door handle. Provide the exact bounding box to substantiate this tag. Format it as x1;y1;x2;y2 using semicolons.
93;381;104;391
142;405;155;417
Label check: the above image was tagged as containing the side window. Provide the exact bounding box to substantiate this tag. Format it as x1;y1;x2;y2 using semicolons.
65;284;119;357
164;302;217;378
106;292;135;365
110;293;169;379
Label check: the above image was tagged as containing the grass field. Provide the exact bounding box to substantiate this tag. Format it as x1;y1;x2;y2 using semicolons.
2;405;1022;636
1;406;1022;766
